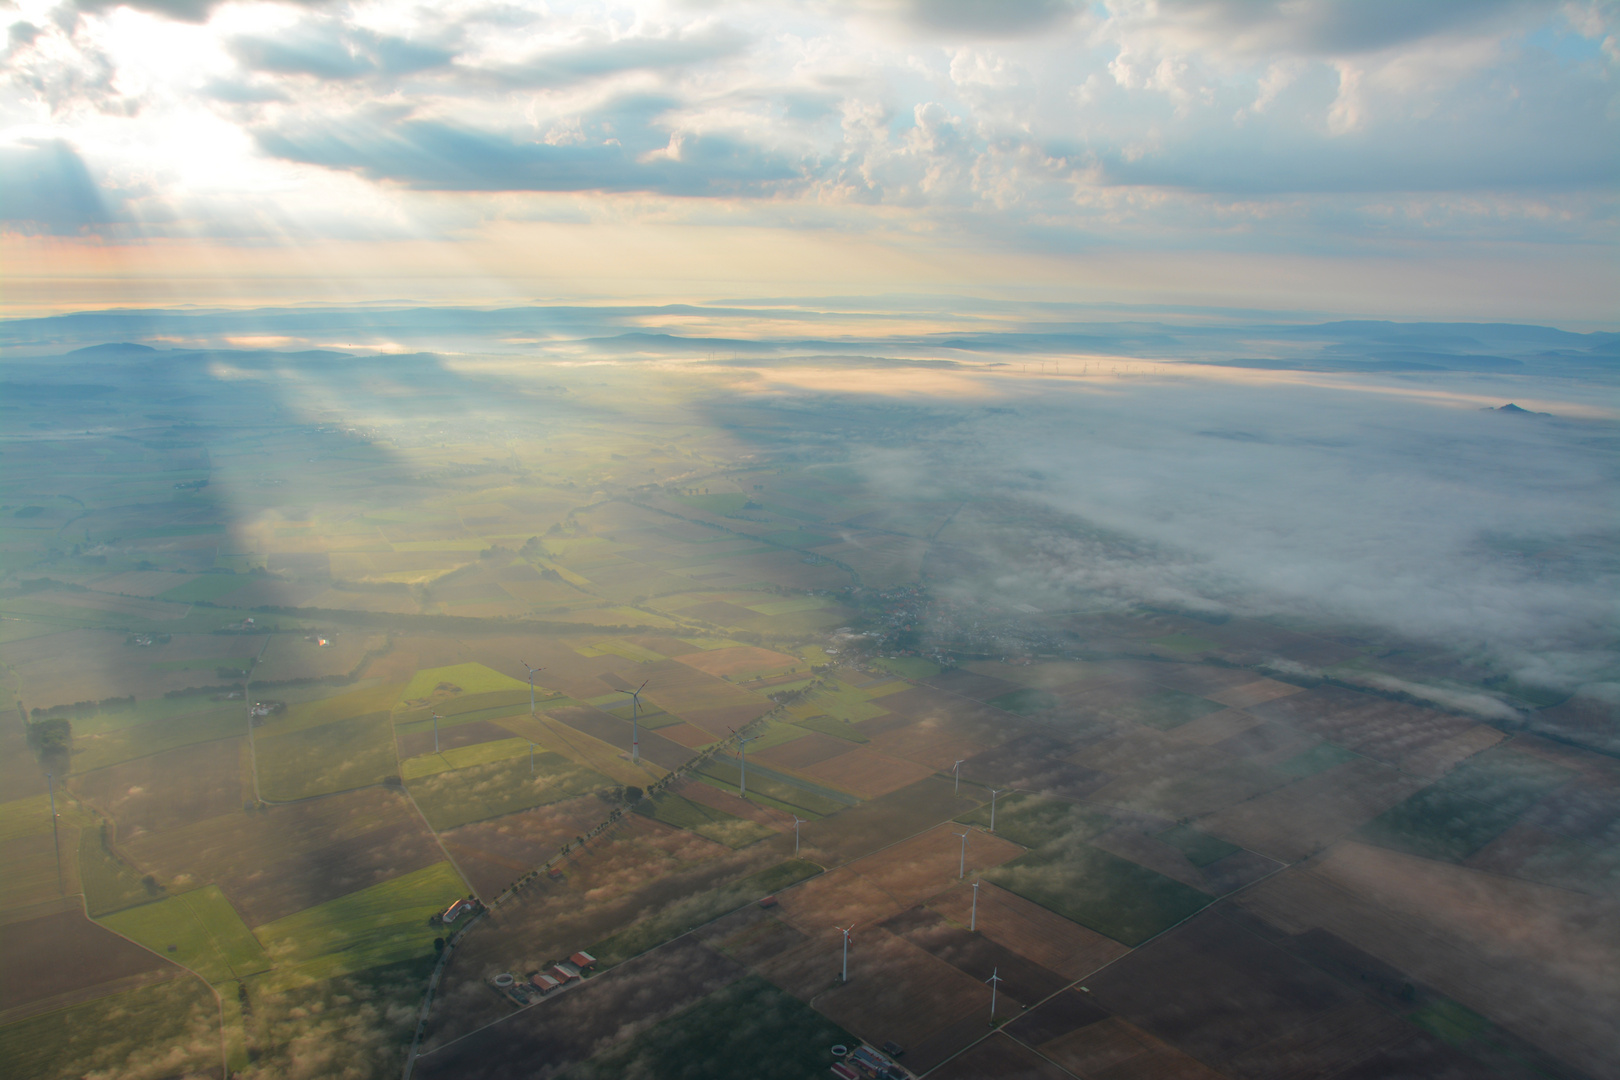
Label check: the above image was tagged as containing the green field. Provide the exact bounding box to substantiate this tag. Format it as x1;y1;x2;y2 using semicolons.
1273;741;1359;779
101;884;271;983
0;974;219;1080
987;687;1061;715
745;595;830;615
71;704;244;772
255;711;397;800
255;861;466;985
1150;634;1218;653
695;757;854;818
156;574;253;603
587;860;821;968
407;751;609;830
675;493;753;514
634;791;775;848
566;974;854;1080
1156;823;1242;867
986;835;1214;946
400;736;535;780
788;712;869;743
80;823;159;915
956;792;1110;849
399;662;532;702
1359;749;1574;862
869;656;941;680
1109;691;1227;730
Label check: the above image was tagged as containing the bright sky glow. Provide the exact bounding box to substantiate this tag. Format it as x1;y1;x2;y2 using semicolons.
2;0;1616;318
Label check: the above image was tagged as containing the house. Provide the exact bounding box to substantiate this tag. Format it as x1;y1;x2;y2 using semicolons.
551;963;579;983
441;899;473;923
568;951;596;970
831;1065;859;1080
530;973;560;994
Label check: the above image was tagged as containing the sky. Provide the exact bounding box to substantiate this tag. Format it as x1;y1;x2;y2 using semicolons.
1;0;1617;318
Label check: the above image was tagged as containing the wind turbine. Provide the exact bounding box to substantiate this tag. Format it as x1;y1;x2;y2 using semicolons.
521;662;543;714
987;967;1002;1023
618;680;648;764
792;815;806;857
734;731;759;797
529;742;537;775
971;879;979;931
988;788;1004;833
952;759;966;795
836;924;853;983
46;771;61;894
432;713;443;754
955;829;970;880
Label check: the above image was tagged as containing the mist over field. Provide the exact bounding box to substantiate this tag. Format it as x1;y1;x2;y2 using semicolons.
5;2;1618;1075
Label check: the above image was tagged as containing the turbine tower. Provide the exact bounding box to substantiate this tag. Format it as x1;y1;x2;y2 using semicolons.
836;924;853;983
522;662;543;714
618;680;649;764
734;732;759;797
432;713;443;754
46;771;61;894
952;759;966;795
529;742;537;775
971;879;979;931
792;815;806;857
988;788;1004;833
987;967;1002;1023
955;829;970;880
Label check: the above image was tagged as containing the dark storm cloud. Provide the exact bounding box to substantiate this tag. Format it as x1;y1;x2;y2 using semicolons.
0;138;115;233
254;101;804;194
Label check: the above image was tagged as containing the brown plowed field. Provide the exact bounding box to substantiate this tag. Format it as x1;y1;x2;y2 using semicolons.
1236;842;1620;1079
674;645;801;677
845;823;1025;907
754;731;853;770
764;925;993;1072
1205;678;1304;709
797;777;981;865
650;721;718;748
773;866;906;933
675;702;775;737
1084;908;1417;1080
1199;759;1429;862
865;720;988;771
1039;1017;1227;1080
927;1033;1074;1080
121;786;443;925
1209;719;1318;764
416;937;747;1080
0;907;177;1018
928;881;1129;981
439;795;610;895
1248;686;1481;773
798;747;936;799
71;738;245;838
1164;707;1262;747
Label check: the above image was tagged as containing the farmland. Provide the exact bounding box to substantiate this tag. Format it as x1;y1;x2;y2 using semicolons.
0;327;1611;1080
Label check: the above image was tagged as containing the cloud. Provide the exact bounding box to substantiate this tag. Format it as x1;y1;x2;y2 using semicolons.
483;24;750;87
231;22;455;80
71;0;329;24
837;368;1617;693
0;138;115;233
254;103;805;195
1103;0;1546;58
